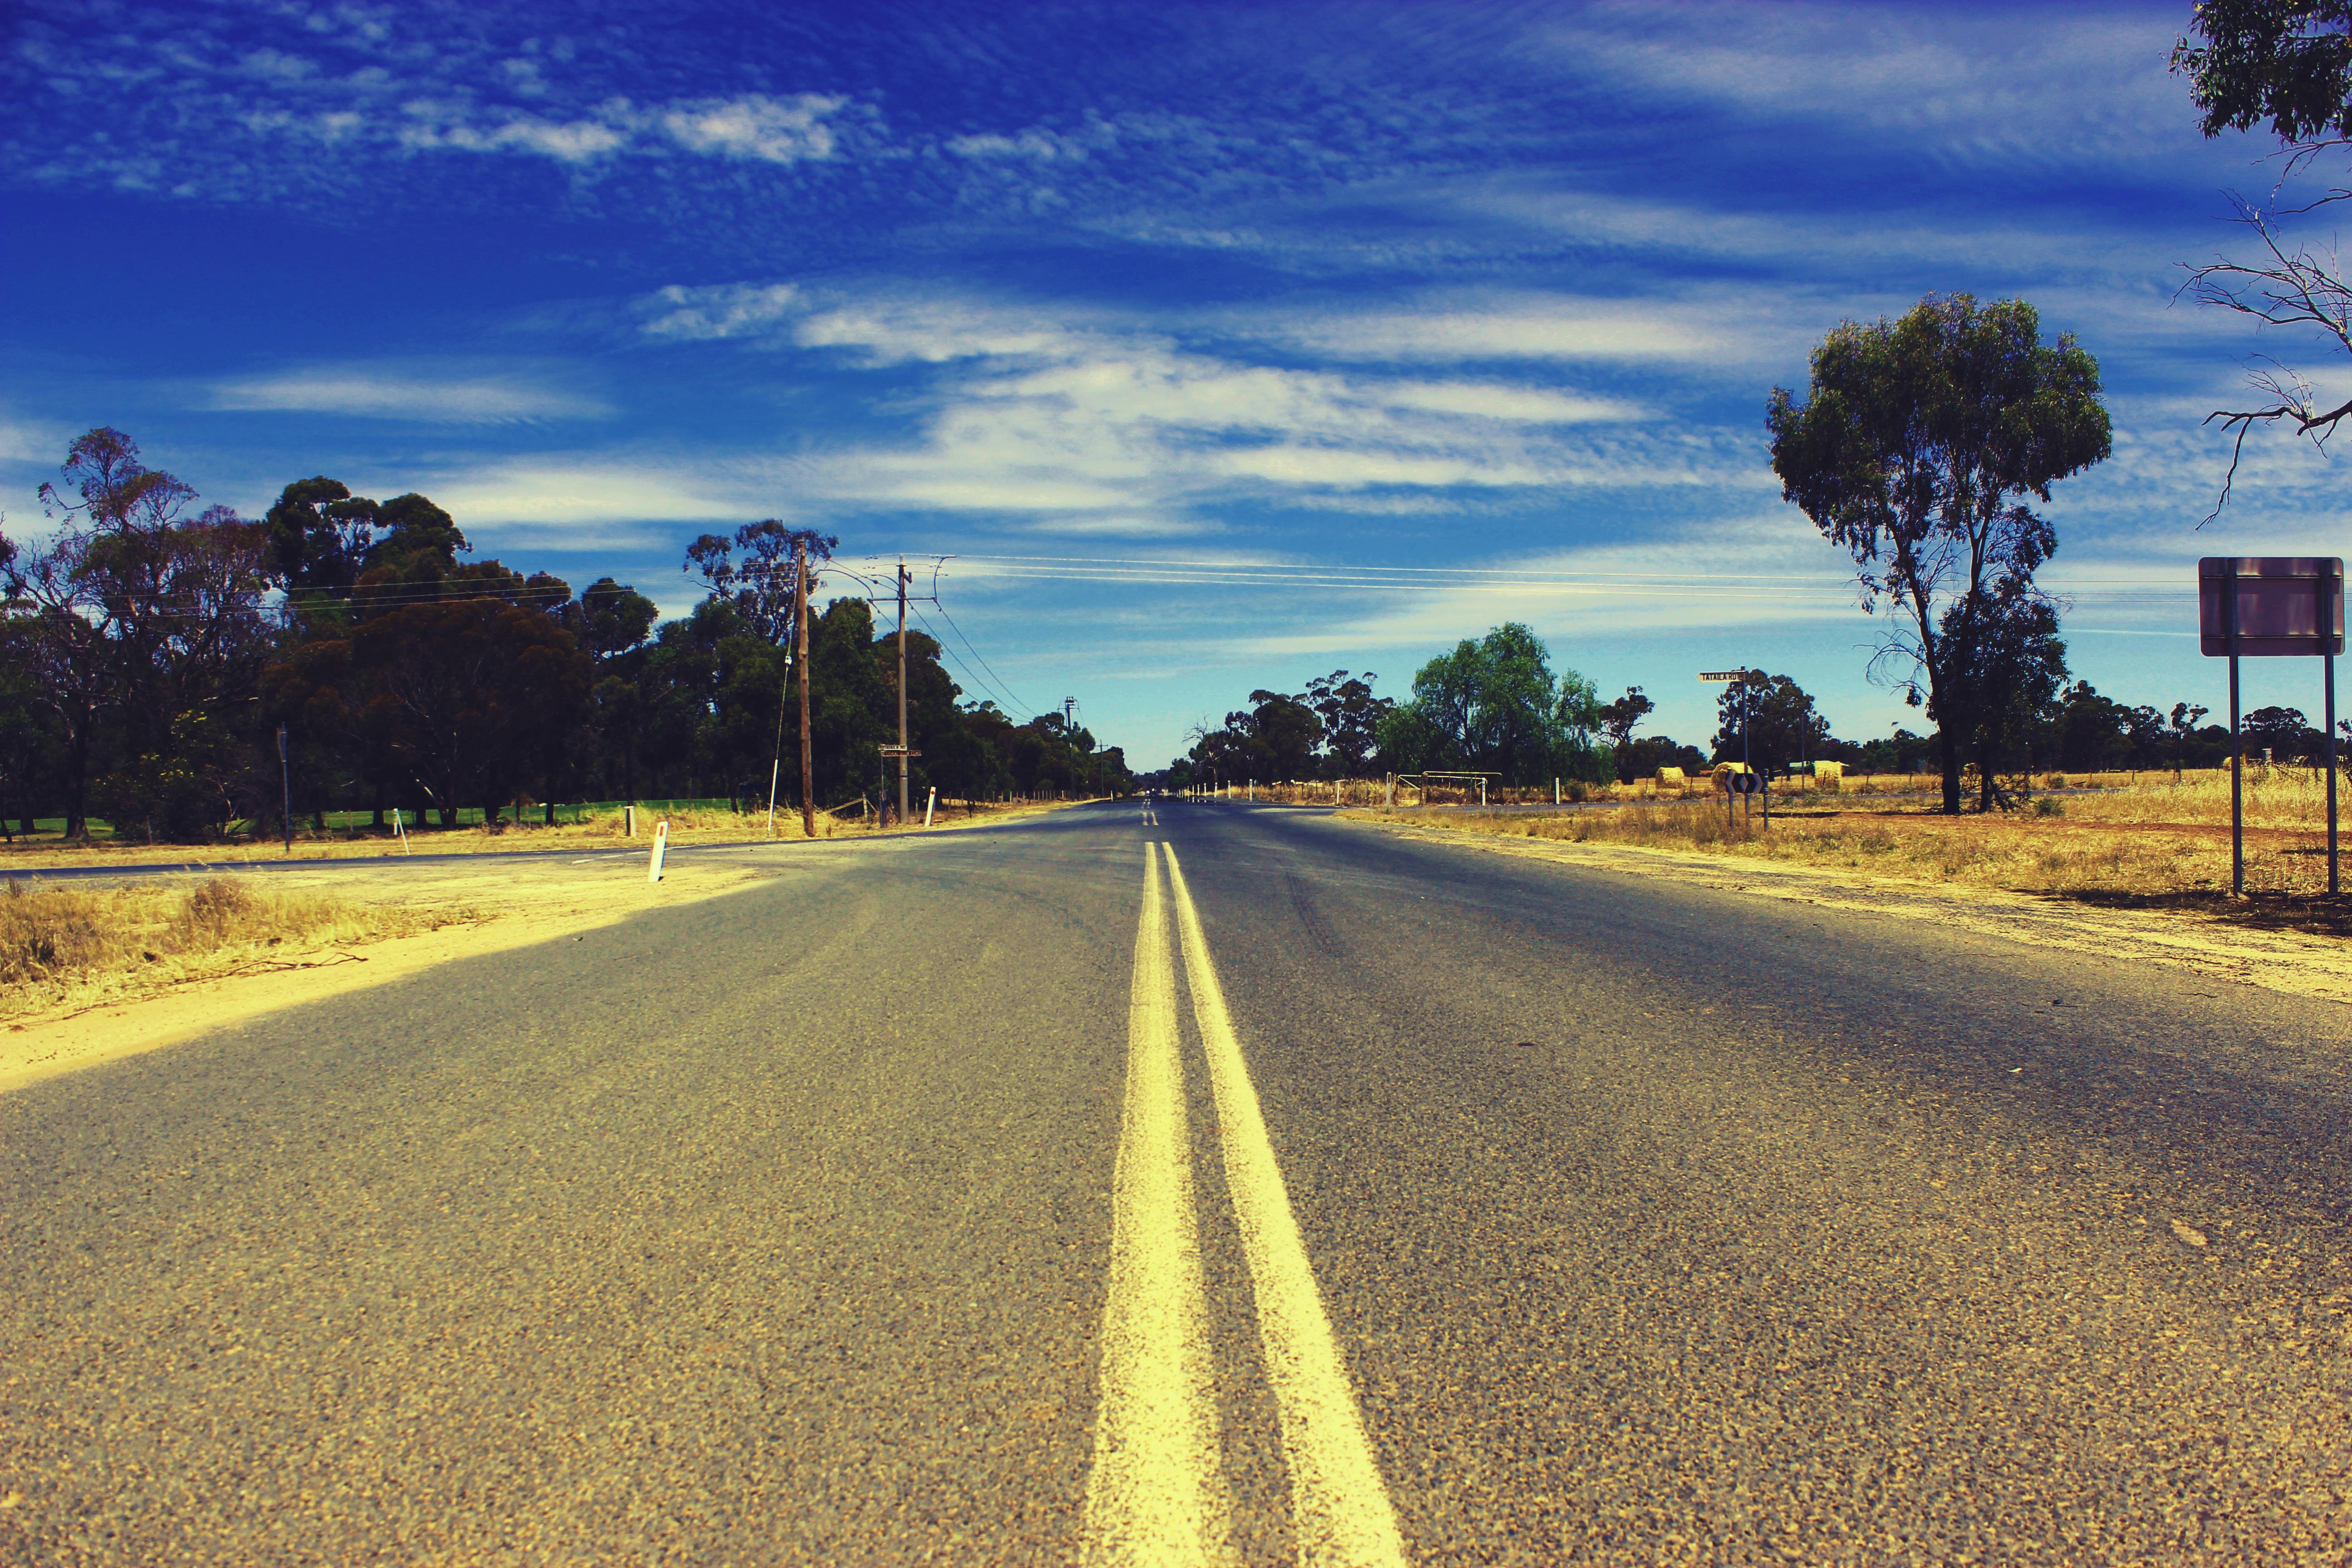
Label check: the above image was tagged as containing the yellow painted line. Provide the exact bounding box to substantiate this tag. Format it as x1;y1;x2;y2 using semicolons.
1082;843;1235;1566
1162;845;1407;1567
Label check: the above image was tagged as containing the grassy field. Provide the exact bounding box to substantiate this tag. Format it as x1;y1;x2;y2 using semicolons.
0;877;475;1021
1340;765;2352;937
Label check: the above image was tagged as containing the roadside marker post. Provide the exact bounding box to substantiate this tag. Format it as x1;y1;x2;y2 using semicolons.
925;787;937;827
647;818;669;883
276;723;293;855
2198;558;2343;896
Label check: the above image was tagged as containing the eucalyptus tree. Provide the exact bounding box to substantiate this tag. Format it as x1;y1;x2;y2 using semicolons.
1766;294;2110;813
1375;622;1609;786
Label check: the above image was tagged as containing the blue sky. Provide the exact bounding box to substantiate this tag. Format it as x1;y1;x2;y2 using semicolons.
5;0;2347;767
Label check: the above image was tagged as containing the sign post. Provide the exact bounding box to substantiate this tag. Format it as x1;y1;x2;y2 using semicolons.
877;746;921;830
2198;558;2344;896
1700;670;1753;827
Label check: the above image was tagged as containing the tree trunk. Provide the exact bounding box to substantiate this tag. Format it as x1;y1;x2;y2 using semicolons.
1936;724;1963;814
64;741;89;839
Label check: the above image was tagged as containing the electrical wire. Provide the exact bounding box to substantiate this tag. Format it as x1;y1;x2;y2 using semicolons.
927;597;1035;720
910;602;1029;720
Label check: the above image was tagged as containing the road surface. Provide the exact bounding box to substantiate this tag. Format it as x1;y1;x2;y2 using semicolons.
4;799;2348;1564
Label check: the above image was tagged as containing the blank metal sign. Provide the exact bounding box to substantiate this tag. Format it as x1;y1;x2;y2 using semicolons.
2198;557;2344;657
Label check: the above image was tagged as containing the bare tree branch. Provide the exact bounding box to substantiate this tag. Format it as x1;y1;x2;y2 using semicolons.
2181;194;2352;523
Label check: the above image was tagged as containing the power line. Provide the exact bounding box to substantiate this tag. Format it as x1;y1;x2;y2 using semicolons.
910;602;1027;720
928;597;1035;720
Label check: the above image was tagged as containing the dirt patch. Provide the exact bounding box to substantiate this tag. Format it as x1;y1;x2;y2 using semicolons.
0;859;775;1095
1345;817;2352;1008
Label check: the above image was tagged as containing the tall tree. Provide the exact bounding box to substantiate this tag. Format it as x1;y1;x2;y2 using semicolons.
350;598;590;826
686;520;836;644
24;429;277;839
1945;590;2069;806
266;476;378;598
1302;670;1390;777
1767;294;2110;813
1375;623;1610;786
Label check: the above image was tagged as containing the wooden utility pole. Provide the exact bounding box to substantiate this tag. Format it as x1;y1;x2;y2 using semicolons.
897;558;911;828
796;542;815;839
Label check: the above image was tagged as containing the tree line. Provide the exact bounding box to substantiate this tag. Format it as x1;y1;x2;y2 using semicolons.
0;429;1128;843
1160;624;1613;791
1155;622;2300;801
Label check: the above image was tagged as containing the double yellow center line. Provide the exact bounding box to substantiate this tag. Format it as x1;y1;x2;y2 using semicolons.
1083;843;1406;1567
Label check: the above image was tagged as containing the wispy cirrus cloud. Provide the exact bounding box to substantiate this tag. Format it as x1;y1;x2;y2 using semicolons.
1244;293;1727;363
395;92;849;167
1558;1;2198;174
681;285;1735;521
417;456;768;528
205;367;609;423
637;283;805;341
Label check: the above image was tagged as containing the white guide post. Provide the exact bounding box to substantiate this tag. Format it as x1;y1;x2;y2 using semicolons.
925;787;937;827
647;818;669;883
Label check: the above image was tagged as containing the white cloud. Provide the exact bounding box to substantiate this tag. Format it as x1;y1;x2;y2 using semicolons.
1560;2;2193;173
0;414;69;466
206;368;609;423
1021;515;1226;536
947;130;1072;160
1213;446;1551;488
660;94;844;163
1239;513;1862;658
376;91;850;169
398;100;633;163
638;283;803;341
1380;381;1642;422
421;459;762;525
1260;295;1723;362
795;300;1097;363
239;48;317;81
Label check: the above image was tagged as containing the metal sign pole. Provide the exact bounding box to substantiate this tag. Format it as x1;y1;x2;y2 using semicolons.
277;722;293;854
2228;560;2243;897
2329;559;2341;897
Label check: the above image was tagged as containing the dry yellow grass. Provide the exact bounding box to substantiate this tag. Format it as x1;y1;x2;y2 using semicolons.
1342;773;2352;936
0;877;475;1021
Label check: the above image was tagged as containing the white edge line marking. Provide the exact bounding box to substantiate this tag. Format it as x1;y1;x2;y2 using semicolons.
1162;845;1408;1567
1082;843;1235;1566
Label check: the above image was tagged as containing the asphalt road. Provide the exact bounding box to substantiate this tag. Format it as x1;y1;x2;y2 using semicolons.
4;799;2349;1564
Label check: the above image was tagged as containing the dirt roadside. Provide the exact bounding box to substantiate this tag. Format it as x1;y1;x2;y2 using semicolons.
1347;818;2352;1008
0;859;777;1096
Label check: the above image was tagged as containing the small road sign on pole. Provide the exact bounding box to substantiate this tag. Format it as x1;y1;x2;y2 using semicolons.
2199;558;2343;896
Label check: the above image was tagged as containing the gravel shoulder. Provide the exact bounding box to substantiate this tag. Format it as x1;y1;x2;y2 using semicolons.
0;859;777;1095
1343;815;2352;1007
